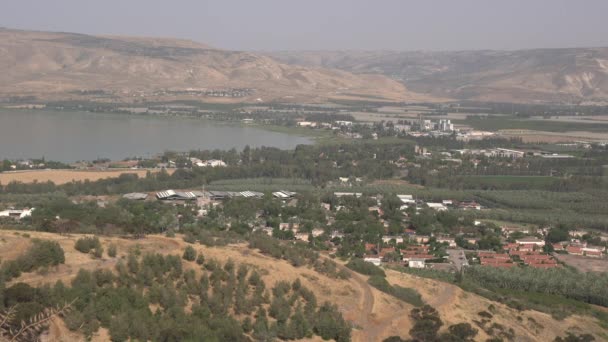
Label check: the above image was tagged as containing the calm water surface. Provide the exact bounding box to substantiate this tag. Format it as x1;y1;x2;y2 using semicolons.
0;109;311;162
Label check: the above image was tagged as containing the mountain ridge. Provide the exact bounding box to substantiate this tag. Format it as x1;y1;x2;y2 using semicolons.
0;28;434;103
268;47;608;104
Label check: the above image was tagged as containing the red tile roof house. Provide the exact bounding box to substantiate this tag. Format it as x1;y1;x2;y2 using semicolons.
584;250;603;258
378;248;397;259
503;243;519;251
479;253;511;260
566;245;584;256
522;255;555;265
518;245;536;252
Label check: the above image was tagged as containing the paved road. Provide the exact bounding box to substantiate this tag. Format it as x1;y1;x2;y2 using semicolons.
447;249;468;271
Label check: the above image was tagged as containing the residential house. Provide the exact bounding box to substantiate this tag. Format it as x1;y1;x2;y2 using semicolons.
364;256;382;266
408;258;426;269
382;235;404;244
427;203;447;211
459;201;481;210
334;192;362;198
501;226;530;237
515;237;545;247
566;245;584;256
436;237;456;247
411;235;430;244
397;194;415;204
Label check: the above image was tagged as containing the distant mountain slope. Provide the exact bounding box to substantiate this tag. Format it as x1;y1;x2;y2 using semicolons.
0;28;434;103
268;48;608;104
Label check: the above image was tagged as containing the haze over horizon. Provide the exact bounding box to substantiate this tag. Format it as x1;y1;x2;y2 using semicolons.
2;0;608;52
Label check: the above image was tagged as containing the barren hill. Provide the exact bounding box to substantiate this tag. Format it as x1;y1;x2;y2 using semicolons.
269;48;608;104
0;28;433;103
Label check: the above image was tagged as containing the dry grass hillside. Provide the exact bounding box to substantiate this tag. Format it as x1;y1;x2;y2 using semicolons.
269;48;608;104
0;230;605;341
0;28;436;103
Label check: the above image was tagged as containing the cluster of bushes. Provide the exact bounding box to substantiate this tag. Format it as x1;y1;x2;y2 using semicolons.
74;236;104;258
313;259;350;280
1;239;65;280
182;245;197;261
367;275;424;307
384;305;478;342
346;258;386;277
249;233;319;267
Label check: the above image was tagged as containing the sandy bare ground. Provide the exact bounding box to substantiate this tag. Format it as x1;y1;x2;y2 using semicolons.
499;130;608;143
553;253;608;273
0;168;172;185
385;269;607;341
1;230;605;341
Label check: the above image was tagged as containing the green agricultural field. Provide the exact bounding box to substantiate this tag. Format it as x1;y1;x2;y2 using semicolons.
455;117;608;133
460;175;557;189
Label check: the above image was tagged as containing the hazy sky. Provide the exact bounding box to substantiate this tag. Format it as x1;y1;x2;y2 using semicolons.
2;0;607;51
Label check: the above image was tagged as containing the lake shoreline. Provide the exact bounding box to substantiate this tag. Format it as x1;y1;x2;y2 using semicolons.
0;108;313;162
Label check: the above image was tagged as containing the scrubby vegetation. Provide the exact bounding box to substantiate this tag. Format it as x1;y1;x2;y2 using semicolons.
367;275;424;307
1;239;64;281
346;258;386;277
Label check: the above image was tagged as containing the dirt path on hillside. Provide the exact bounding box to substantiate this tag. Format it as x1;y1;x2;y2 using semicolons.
348;271;378;341
334;261;399;342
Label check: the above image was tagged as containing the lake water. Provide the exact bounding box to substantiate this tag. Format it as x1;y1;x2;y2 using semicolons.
0;109;312;162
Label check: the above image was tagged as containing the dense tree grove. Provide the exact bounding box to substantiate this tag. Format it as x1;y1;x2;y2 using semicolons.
0;252;351;341
464;267;608;307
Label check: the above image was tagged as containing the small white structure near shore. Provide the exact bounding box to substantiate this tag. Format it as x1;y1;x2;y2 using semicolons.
0;208;34;220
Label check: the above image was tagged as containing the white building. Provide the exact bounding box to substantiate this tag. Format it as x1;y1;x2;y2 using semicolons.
397;194;415;204
334;192;362;198
426;203;448;211
0;208;34;220
382;235;404;244
335;120;353;127
436;237;457;247
515;237;545;247
408;258;426;269
364;256;382;266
